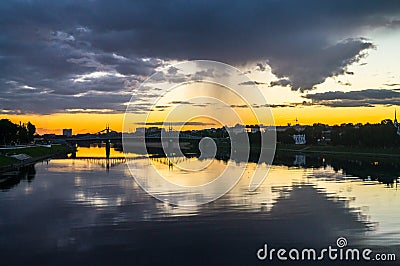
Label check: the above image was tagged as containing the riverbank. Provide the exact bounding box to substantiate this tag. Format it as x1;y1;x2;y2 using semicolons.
0;144;71;172
276;143;400;157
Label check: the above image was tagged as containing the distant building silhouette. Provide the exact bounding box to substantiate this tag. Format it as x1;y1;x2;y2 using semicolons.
394;110;400;136
293;134;306;145
135;127;146;135
228;124;246;135
62;128;72;137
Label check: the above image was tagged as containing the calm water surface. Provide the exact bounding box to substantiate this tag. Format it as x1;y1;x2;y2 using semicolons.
0;145;399;265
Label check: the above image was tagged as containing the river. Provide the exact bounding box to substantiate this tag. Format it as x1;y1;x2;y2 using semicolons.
0;143;399;265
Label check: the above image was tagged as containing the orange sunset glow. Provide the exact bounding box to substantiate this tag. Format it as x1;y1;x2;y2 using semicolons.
1;105;396;134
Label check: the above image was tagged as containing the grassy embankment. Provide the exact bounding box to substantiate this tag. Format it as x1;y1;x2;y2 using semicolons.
0;145;69;167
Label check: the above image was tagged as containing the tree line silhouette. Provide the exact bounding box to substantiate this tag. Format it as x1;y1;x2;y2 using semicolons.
0;119;36;145
278;119;400;148
178;120;400;148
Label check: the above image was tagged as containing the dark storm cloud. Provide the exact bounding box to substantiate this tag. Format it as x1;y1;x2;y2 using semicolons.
230;104;248;108
270;79;291;87
304;89;400;107
230;103;310;108
305;89;400;101
94;54;163;76
256;63;267;72
154;105;170;109
239;81;267;86
167;66;179;75
1;0;400;113
269;39;374;91
268;104;296;108
168;101;193;105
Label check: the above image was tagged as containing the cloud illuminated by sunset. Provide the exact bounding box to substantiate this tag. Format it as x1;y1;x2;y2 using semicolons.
1;1;400;133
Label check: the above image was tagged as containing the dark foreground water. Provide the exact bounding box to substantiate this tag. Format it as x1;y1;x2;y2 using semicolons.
0;146;399;265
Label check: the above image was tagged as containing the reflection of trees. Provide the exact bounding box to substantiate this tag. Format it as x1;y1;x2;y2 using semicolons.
274;152;400;186
0;164;36;191
123;138;400;186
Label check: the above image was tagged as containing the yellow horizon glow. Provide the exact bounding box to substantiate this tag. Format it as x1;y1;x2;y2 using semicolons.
1;105;397;134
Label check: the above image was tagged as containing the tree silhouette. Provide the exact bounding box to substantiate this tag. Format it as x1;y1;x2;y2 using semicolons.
27;122;36;142
0;119;36;145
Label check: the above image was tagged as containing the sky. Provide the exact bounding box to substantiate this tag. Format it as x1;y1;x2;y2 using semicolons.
1;0;400;134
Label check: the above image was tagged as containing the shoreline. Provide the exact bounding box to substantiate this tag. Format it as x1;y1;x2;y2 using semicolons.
1;143;400;173
0;145;71;173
